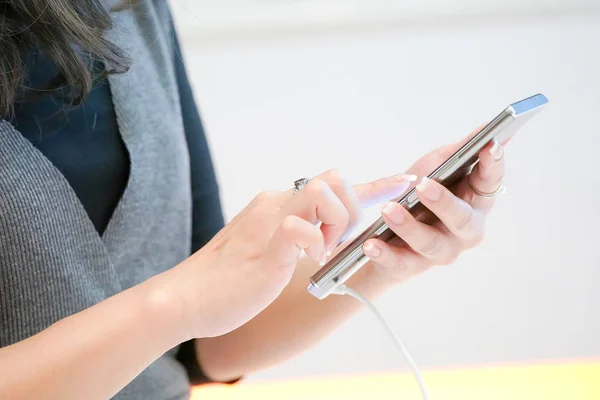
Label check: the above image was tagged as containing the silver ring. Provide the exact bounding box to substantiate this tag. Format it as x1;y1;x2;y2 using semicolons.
293;178;310;194
469;178;506;198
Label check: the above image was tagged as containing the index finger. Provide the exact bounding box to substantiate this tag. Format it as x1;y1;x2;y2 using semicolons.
352;174;416;208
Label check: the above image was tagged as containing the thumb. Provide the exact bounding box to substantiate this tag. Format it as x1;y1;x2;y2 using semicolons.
266;215;325;272
353;174;417;209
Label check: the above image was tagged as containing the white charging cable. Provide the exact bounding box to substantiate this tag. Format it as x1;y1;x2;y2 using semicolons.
334;284;431;400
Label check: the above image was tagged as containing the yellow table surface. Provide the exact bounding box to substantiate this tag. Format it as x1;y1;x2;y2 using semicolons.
191;360;600;400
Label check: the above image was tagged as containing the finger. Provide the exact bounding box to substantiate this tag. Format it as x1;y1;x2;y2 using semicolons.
352;174;417;208
267;215;326;272
362;238;434;281
380;202;459;263
463;139;506;211
415;177;484;243
313;170;362;247
283;178;349;254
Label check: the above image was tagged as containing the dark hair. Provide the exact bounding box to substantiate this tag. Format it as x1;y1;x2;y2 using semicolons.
0;0;131;117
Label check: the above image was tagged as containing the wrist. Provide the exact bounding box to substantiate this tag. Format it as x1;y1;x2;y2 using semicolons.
137;271;194;346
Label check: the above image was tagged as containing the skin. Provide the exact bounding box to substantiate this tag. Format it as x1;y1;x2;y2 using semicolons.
195;132;506;381
0;129;505;399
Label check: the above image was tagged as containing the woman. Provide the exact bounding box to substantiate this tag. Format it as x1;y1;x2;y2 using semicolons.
0;1;506;399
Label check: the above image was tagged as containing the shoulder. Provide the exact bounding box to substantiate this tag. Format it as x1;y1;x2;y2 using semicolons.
109;0;178;69
149;0;175;28
143;0;176;38
111;1;176;41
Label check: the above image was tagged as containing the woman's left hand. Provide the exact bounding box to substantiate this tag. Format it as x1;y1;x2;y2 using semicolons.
362;129;506;283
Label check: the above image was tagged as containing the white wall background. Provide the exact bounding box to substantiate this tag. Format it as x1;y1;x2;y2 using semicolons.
170;1;600;381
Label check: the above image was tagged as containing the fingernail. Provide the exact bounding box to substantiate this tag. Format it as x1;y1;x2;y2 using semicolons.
327;239;339;256
319;251;327;266
391;174;418;182
489;141;504;161
416;177;441;201
382;202;405;225
364;241;381;258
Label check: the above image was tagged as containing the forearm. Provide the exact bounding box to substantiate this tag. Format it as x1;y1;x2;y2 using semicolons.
196;258;392;382
0;271;186;400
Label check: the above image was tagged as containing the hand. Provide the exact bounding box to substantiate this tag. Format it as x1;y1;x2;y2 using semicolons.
170;171;414;339
362;128;506;283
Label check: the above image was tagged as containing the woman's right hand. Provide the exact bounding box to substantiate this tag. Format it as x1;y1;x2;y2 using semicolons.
170;170;414;339
0;170;412;400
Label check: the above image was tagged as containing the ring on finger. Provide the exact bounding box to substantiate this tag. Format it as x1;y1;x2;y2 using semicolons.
468;177;506;198
293;178;311;194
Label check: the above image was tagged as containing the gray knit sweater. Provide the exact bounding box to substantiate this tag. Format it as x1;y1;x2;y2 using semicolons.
0;2;194;399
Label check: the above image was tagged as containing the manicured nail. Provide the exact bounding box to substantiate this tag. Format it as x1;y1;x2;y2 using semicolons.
327;239;340;256
489;140;504;161
363;241;381;258
319;250;327;266
382;202;405;225
416;177;441;201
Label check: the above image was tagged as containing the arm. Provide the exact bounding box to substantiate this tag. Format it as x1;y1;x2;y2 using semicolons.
0;272;187;400
195;253;392;382
0;170;408;399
